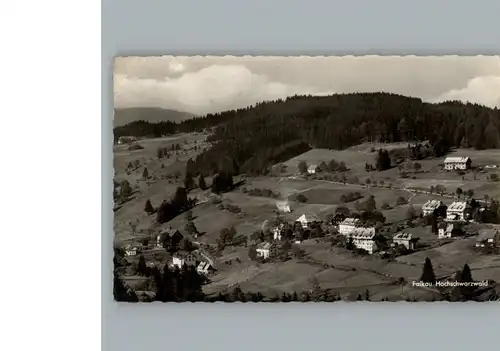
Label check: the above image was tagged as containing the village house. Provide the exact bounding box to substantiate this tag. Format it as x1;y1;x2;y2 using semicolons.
422;200;447;217
196;261;215;275
273;223;286;241
307;164;319;174
296;213;321;229
338;218;360;236
446;201;471;221
171;251;197;269
117;136;137;145
124;244;142;257
438;222;464;239
276;200;291;213
349;227;378;254
256;242;278;260
475;227;500;248
444;157;472;171
392;232;419;250
156;227;184;249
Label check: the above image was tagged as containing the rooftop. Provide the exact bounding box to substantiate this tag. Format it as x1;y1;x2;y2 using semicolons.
340;218;360;226
297;213;320;223
308;164;318;170
477;228;499;241
351;227;376;239
256;242;274;250
448;202;468;212
393;232;413;240
444;157;471;163
422;200;444;210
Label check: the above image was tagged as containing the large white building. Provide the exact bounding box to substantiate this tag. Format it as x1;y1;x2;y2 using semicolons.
444;157;472;171
338;218;360;236
421;200;447;217
349;227;378;254
446;201;470;221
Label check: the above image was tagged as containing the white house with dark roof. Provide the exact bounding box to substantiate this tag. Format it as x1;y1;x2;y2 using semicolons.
349;227;378;254
256;242;278;259
172;251;197;269
438;222;463;239
422;200;447;217
297;213;321;229
276;200;291;213
446;201;471;221
444;157;471;170
392;232;418;250
339;218;360;236
307;164;319;174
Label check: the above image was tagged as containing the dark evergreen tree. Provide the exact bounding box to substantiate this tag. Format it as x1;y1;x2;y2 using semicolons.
142;167;149;179
420;257;436;284
198;174;207;190
144;199;154;214
137;254;148;276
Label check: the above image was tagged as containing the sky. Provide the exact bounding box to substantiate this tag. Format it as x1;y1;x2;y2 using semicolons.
114;55;500;116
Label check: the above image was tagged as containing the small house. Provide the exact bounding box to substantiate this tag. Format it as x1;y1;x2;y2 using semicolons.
124;244;142;257
392;232;419;250
157;227;184;249
422;200;447;217
339;218;360;236
296;213;321;229
172;251;197;269
438;222;463;239
446;202;471;221
307;165;319;174
276;200;291;213
256;242;278;260
273;223;286;241
444;157;472;171
475;228;500;248
196;261;215;275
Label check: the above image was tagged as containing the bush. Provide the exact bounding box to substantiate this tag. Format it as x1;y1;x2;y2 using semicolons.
296;194;308;203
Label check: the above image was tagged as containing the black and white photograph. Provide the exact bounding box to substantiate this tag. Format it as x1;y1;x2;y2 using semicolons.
113;55;500;303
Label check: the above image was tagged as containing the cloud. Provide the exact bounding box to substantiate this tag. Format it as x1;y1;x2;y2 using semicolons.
434;76;500;108
114;64;331;115
114;56;500;114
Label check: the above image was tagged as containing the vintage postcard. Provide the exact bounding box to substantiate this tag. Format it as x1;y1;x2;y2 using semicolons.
113;55;500;302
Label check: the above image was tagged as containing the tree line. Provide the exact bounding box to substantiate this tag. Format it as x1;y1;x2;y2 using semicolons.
114;93;500;177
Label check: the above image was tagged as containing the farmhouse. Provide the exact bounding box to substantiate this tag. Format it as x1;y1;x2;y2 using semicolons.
438;222;464;239
349;228;378;254
422;200;447;217
124;244;142;257
444;157;471;171
117;136;137;145
475;228;500;248
273;223;286;241
276;200;291;213
307;164;319;174
256;242;278;260
172;251;197;269
157;228;184;249
392;232;418;250
297;213;321;229
339;218;360;235
446;202;471;221
196;261;215;275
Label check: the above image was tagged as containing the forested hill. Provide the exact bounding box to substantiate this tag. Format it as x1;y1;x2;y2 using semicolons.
114;92;500;176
